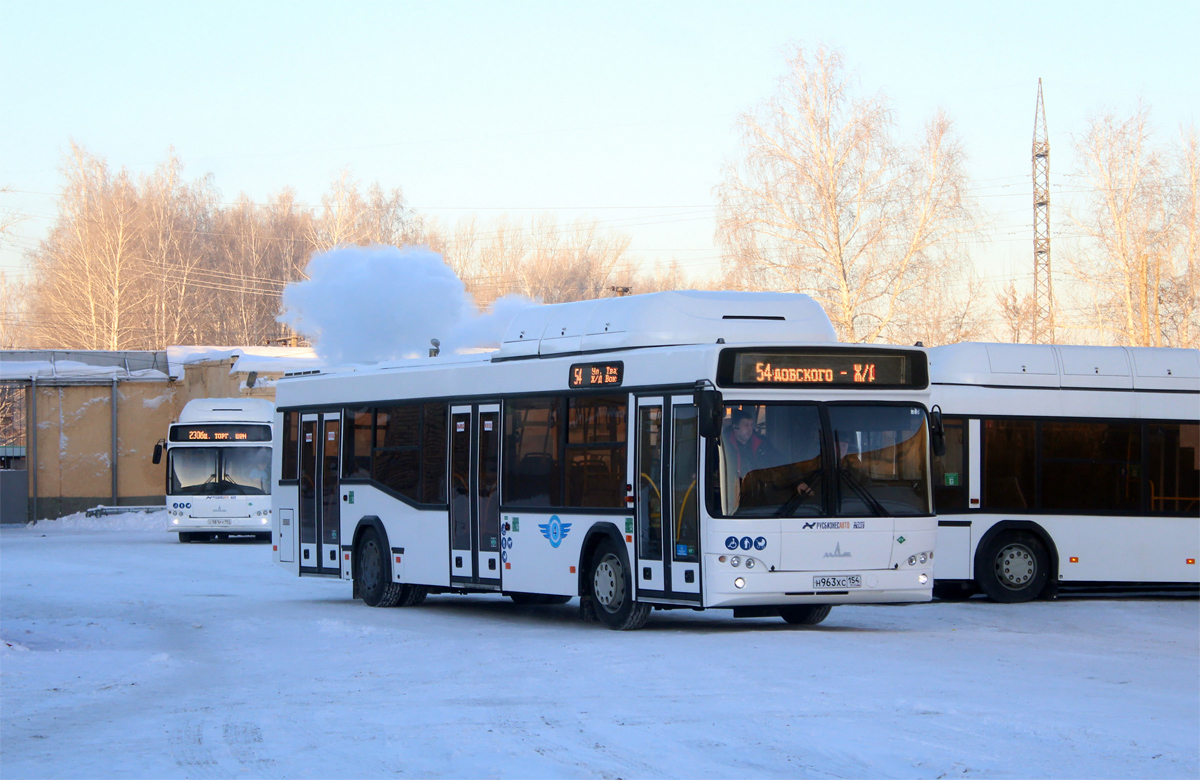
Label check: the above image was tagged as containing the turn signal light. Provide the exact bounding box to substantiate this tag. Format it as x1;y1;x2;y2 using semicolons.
1188;559;1196;565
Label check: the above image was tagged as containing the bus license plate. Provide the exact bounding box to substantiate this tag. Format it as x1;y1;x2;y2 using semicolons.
207;519;232;526
814;574;861;589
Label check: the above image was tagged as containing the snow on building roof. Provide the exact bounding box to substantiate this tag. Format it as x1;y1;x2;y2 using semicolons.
0;351;171;382
496;290;837;359
165;346;321;380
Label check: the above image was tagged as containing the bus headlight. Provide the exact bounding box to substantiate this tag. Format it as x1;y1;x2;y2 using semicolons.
744;558;756;569
261;518;269;525
908;555;917;566
918;553;927;564
918;573;929;585
734;577;746;589
730;556;741;567
172;518;179;525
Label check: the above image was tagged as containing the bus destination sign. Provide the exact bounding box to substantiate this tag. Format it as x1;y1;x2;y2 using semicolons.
169;424;272;443
720;350;923;389
569;361;624;389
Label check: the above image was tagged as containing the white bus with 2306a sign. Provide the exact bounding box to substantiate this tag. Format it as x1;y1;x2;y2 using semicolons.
270;291;943;629
154;398;275;542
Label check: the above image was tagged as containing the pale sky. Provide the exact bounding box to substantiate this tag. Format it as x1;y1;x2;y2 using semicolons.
2;0;1197;295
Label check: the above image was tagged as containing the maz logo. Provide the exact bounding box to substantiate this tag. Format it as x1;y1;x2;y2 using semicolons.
823;542;852;558
538;515;572;548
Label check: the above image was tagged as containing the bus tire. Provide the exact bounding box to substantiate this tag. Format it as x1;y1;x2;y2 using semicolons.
178;532;196;543
977;531;1050;603
779;605;832;625
396;585;427;607
355;527;405;608
589;539;650;630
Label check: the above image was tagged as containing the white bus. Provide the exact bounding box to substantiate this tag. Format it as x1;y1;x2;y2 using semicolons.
928;343;1199;602
270;291;942;629
154;398;275;542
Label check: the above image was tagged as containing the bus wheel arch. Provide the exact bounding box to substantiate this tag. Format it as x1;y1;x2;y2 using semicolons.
576;522;625;597
352;516;399;607
974;521;1057;603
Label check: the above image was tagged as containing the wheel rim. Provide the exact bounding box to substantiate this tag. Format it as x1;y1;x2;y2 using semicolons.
995;542;1036;589
593;553;625;613
361;540;381;590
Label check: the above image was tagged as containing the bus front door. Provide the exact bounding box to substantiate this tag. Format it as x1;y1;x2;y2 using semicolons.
634;395;702;602
449;404;502;589
299;412;341;575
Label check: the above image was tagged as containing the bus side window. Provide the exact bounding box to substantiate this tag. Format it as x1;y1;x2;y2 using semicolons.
281;411;299;480
342;408;373;479
503;397;562;507
373;405;421;502
1146;423;1198;515
566;395;627;508
932;417;966;512
421;403;448;504
982;419;1035;511
1041;421;1141;513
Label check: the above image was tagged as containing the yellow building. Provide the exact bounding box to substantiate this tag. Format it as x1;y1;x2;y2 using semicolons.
0;347;317;522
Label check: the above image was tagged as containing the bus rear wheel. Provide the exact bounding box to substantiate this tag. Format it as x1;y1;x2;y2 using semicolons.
589;540;650;630
977;532;1050;603
779;605;832;625
355;528;406;608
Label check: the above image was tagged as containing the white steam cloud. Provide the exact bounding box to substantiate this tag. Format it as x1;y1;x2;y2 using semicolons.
279;245;536;364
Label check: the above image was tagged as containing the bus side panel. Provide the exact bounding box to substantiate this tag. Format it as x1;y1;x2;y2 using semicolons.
1045;515;1200;584
502;511;595;597
272;482;299;572
933;525;971;580
346;484;451;588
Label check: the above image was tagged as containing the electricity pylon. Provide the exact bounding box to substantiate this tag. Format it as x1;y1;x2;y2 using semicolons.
1032;78;1055;344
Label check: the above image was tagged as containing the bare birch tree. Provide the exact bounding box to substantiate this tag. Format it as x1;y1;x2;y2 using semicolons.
30;143;152;349
309;169;418;252
996;280;1038;344
716;46;977;343
139;152;216;347
1068;108;1197;347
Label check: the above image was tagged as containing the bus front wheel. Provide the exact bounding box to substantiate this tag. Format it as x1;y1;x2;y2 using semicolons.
977;532;1050;603
355;527;407;608
589;539;650;630
779;605;832;625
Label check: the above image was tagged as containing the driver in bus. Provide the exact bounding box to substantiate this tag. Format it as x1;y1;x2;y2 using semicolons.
727;408;818;505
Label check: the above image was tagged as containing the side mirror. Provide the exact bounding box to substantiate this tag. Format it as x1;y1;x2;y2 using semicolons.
152;440;165;465
694;385;724;440
929;406;946;458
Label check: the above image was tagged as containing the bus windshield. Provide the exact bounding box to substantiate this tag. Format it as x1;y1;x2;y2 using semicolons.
718;403;929;518
169;446;272;496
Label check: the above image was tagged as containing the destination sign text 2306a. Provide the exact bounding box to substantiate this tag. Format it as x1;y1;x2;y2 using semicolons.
569;362;624;388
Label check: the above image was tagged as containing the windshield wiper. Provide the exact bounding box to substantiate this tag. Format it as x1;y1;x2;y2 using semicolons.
838;469;890;517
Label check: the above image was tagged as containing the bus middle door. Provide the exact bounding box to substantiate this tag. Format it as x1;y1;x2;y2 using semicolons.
449;404;502;589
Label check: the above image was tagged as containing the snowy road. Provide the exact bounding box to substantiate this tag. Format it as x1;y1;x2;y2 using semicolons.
2;515;1197;779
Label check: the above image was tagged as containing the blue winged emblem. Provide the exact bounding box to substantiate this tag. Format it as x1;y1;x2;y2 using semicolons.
537;515;572;548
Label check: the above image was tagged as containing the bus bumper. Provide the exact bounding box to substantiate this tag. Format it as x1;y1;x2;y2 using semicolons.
703;565;934;607
167;517;272;535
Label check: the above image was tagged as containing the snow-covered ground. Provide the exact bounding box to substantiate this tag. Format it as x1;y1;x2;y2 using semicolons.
2;512;1197;779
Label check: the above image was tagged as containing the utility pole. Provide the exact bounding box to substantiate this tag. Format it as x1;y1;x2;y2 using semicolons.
1032;78;1055;344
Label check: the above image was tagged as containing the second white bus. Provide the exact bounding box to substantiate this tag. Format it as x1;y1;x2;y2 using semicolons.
155;398;275;542
928;343;1199;602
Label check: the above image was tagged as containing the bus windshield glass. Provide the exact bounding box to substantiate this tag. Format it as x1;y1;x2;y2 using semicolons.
717;404;929;517
169;446;272;496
